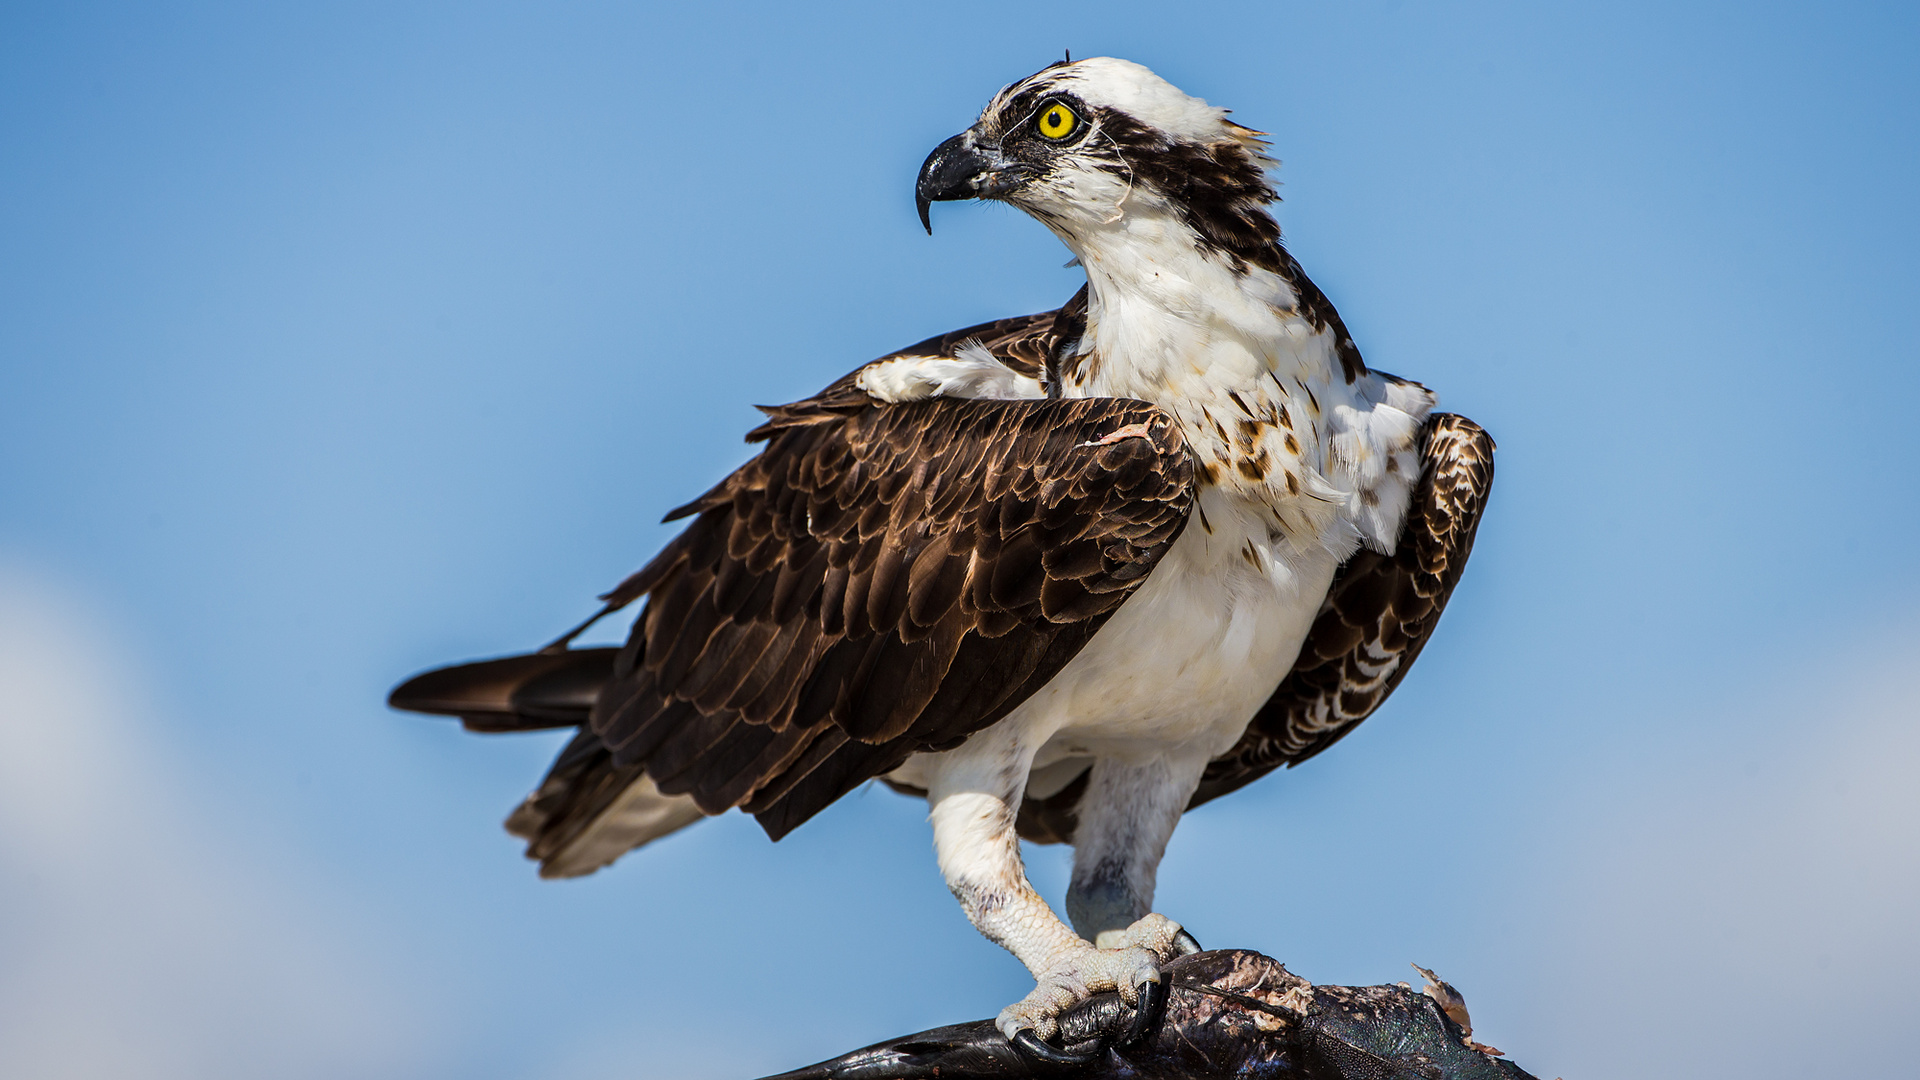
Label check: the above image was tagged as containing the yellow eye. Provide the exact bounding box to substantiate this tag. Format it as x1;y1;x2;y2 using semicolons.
1036;103;1079;140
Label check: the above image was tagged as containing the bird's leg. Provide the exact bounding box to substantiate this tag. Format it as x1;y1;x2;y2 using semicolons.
1064;755;1204;947
925;731;1191;1045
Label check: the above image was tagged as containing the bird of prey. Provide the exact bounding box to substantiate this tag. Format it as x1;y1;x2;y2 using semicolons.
392;56;1493;1058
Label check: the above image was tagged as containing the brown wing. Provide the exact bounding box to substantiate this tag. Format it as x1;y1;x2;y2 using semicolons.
1014;412;1494;842
592;391;1189;844
427;301;1181;875
389;300;1088;731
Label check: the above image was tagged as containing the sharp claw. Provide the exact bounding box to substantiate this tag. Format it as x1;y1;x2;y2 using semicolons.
1119;977;1169;1049
1172;928;1203;956
1009;1028;1103;1069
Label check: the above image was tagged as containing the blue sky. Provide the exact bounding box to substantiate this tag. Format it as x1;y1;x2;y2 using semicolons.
2;2;1917;1077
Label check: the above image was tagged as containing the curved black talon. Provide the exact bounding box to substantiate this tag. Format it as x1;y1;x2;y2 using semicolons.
1009;1028;1103;1069
1171;928;1204;956
1119;976;1170;1049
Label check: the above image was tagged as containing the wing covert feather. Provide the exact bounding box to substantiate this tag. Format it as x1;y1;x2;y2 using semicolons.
596;386;1191;838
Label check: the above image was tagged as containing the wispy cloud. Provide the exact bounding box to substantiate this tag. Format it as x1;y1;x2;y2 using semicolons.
0;568;437;1080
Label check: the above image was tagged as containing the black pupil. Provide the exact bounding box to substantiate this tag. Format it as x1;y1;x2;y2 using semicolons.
1048;108;1065;129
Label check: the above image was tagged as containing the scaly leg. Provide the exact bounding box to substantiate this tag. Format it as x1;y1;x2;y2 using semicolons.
924;728;1195;1043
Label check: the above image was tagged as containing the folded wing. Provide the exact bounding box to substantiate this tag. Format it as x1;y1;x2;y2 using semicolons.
394;303;1192;874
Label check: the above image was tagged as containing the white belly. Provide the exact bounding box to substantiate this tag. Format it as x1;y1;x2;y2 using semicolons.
893;490;1341;793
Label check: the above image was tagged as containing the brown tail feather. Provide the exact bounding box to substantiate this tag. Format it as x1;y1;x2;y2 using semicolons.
392;646;709;875
388;648;618;732
506;736;708;878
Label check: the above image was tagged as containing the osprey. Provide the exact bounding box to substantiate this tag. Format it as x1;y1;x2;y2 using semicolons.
393;57;1493;1059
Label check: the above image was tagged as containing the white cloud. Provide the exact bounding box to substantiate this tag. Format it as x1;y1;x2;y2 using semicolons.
1510;632;1920;1078
0;567;435;1080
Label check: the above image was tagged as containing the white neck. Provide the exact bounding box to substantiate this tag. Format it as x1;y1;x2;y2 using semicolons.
1046;192;1396;568
1050;197;1316;405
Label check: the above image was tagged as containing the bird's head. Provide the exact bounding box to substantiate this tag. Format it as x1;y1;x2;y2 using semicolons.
916;58;1280;264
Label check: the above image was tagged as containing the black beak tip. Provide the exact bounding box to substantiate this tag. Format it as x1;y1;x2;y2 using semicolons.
917;131;986;237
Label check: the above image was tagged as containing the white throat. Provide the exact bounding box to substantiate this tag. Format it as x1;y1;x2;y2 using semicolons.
1048;194;1429;571
1054;198;1314;407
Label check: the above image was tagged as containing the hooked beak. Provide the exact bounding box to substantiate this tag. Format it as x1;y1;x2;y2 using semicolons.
915;131;1020;234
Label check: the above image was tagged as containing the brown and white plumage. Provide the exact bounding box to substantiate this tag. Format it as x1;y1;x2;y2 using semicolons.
584;389;1193;837
1022;412;1493;840
391;56;1494;1050
394;320;1492;854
